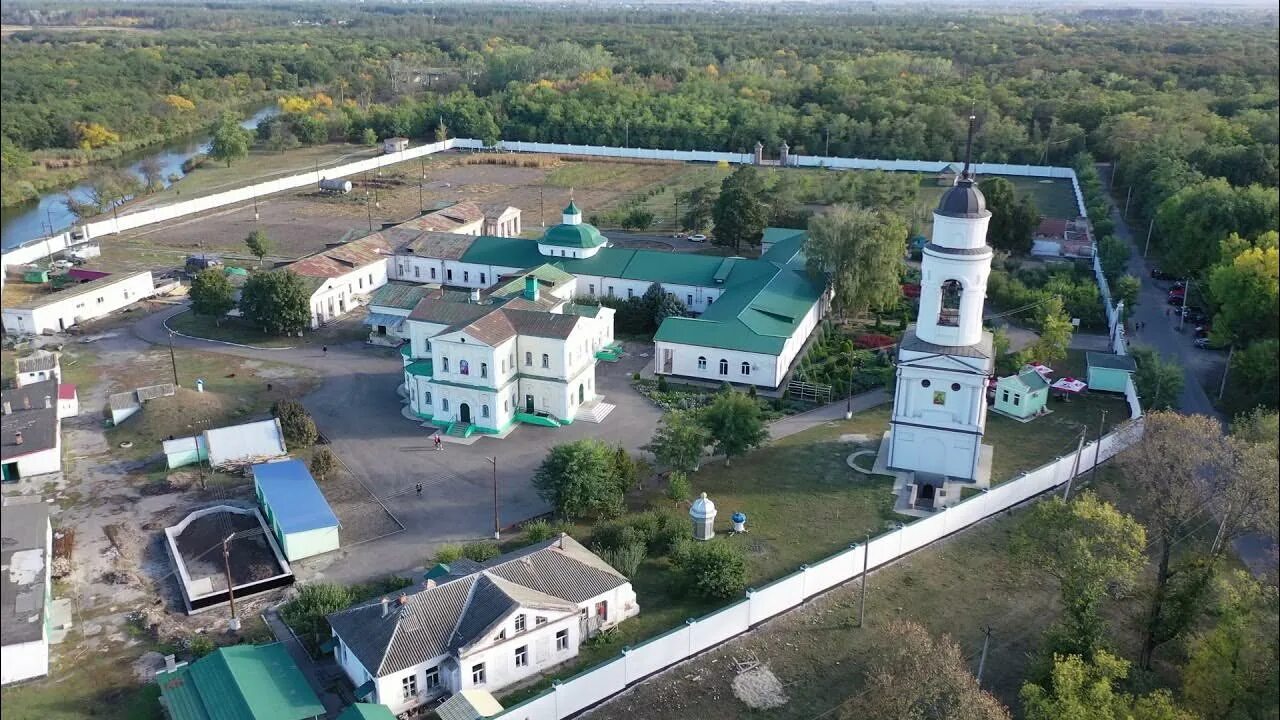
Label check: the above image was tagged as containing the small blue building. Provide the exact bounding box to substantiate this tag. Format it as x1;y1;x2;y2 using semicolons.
252;459;340;562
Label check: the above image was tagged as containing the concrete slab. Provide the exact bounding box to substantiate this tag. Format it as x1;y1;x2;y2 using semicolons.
48;598;74;644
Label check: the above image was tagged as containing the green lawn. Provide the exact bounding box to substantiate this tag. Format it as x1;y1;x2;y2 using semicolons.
499;417;902;705
166;310;297;348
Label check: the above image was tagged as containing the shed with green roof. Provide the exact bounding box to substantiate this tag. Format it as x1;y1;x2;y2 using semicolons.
1086;352;1137;393
993;367;1050;420
155;643;325;720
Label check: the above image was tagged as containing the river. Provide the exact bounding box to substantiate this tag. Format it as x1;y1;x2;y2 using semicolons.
0;106;278;250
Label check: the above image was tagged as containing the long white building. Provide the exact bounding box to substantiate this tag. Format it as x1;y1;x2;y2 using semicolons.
1;270;155;335
385;203;827;390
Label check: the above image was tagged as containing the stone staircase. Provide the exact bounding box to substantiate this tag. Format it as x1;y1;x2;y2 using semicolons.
446;423;472;438
574;399;616;424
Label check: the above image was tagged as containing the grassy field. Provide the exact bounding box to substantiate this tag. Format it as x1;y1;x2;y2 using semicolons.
166;310;296;348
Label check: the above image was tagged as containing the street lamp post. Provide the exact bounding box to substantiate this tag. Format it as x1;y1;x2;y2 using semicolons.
222;533;241;631
486;457;499;540
167;331;179;386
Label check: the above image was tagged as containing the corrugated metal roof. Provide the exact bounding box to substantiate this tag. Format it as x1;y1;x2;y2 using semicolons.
8;270;153;310
251;460;338;534
898;328;994;360
289;234;390;279
15;351;58;373
205;418;287;467
1;502;49;646
369;283;434;311
437;689;504;720
337;704;397;720
156;643;324;720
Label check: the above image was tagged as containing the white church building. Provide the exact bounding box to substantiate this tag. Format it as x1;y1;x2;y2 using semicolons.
875;122;995;514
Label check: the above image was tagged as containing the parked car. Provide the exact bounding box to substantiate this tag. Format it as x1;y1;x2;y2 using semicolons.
49;259;73;270
672;232;687;239
1167;286;1185;298
1170;280;1187;290
1167;295;1186;306
689;234;707;243
1194;337;1220;349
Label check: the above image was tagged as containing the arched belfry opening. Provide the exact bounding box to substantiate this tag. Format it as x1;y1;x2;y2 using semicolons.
938;279;963;327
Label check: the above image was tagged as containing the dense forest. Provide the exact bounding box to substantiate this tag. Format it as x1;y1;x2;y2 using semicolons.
1;2;1277;406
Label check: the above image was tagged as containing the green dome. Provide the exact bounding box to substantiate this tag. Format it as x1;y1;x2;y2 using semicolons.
542;222;606;248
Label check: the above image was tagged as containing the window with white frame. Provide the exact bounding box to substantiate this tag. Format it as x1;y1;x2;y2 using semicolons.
525;352;532;366
424;391;432;405
482;405;490;418
481;362;488;378
687;294;693;305
589;283;595;295
442;399;449;411
719;359;728;375
431;268;437;279
424;666;440;690
541;354;549;369
515;645;529;667
402;674;417;699
535;616;547;626
741;362;751;375
442;357;450;372
627;288;634;298
480;273;487;284
463;271;470;282
515;614;526;632
414;266;420;278
556;629;569;651
472;663;486;685
697;356;707;370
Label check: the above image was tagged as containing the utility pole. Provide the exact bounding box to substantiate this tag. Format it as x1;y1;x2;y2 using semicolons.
253;191;259;223
1143;217;1155;258
976;626;993;686
825;126;830;157
1179;279;1190;331
540;186;546;228
1064;430;1086;500
1089;409;1107;486
167;331;179;386
222;533;241;631
845;356;860;420
858;533;870;627
624;119;629;149
1123;185;1132;218
1217;344;1234;401
487;457;499;540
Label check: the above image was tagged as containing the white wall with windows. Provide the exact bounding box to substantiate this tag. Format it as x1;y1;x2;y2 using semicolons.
653;342;785;389
308;261;388;329
886;355;990;481
2;271;156;335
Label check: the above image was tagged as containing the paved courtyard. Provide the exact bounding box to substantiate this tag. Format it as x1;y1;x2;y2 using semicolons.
298;342;661;583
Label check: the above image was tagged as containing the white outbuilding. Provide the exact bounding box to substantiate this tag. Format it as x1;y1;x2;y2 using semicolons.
690;492;717;540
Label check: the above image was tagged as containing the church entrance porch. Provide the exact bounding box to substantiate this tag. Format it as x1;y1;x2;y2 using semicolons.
459;403;472;424
872;431;994;518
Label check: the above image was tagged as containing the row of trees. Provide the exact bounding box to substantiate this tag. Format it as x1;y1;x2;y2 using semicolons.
188;230;311;334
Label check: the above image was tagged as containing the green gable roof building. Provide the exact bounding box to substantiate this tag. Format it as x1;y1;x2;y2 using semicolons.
155;643;325;720
992;367;1050;420
382;203;828;391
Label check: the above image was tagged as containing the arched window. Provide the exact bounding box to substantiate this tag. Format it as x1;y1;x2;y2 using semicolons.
459;360;470;376
938;280;963;327
541;354;550;369
697;356;707;370
481;363;488;378
442;357;450;372
482;405;490;418
424;391;432;406
718;359;729;376
741;362;751;375
442;398;449;411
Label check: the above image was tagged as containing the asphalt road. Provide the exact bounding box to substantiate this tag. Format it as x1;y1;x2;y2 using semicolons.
1102;170;1278;577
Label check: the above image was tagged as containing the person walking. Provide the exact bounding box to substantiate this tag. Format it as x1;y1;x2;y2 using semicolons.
416;482;423;496
322;345;328;355
433;434;442;451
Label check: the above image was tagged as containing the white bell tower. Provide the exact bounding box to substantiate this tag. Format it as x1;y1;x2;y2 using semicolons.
881;116;995;510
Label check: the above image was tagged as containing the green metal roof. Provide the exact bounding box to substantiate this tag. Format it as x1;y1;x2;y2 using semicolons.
541;222;606;248
564;303;602;318
654;258;825;354
156;643;324;720
1087;352;1137;372
1001;368;1049;391
371;282;434;311
491;264;575;298
406;360;434;377
564;201;580;215
460;236;546;268
760;229;809;267
338;704;397;720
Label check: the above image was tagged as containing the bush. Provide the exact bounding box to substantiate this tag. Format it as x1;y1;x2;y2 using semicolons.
656;374;668;391
643;510;689;556
665;471;691;507
188;633;216;658
433;544;464;564
600;542;647;577
672;539;748;600
591;520;642;554
280;578;411;654
854;333;896;349
522;519;555;543
462;541;500;562
309;446;337;481
273;400;318;447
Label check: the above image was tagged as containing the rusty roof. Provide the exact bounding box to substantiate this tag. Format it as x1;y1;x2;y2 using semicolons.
459;311;518;346
289;234;391;278
397;231;478;260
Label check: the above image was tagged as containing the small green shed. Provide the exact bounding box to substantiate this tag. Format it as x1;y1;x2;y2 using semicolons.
994;367;1050;420
23;269;49;283
1087;352;1137;393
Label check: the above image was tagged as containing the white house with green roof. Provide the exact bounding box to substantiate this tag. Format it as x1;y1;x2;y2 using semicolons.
400;269;616;435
